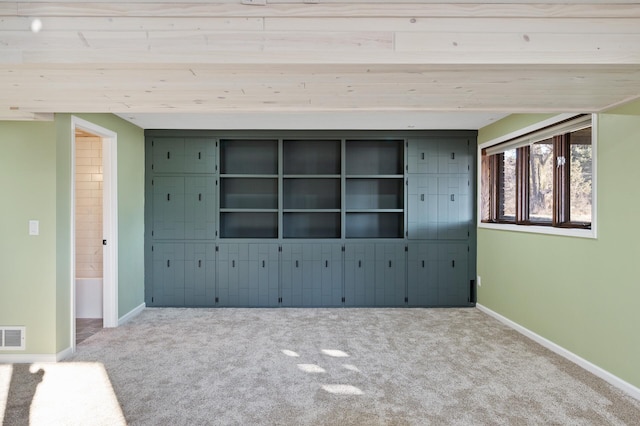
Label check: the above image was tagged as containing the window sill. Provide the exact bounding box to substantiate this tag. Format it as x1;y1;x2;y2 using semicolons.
478;221;596;239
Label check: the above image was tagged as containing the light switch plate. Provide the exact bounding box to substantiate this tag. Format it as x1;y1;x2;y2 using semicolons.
29;220;39;236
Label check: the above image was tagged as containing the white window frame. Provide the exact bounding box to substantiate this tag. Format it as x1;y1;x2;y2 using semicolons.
477;113;597;239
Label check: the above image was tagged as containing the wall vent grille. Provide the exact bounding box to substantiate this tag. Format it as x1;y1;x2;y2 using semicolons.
0;327;26;350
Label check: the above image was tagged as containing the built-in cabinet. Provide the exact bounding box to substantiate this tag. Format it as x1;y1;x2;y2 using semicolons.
145;131;476;308
407;138;471;240
217;243;279;307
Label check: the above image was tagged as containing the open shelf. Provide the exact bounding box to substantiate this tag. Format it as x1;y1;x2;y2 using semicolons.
220;212;278;239
346;178;403;210
283;140;341;175
284;178;340;210
346;140;404;175
220;178;278;209
346;212;404;239
283;212;341;239
220;139;278;175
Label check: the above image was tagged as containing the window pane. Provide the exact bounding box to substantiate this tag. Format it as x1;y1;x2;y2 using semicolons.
570;127;592;223
499;149;516;220
529;139;554;222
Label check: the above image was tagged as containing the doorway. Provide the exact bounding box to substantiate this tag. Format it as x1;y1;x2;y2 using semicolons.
71;117;118;350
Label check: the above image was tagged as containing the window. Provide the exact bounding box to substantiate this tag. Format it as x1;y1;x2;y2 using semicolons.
481;115;594;234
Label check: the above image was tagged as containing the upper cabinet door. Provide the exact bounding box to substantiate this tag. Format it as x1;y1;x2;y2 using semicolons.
152;138;217;174
151;138;185;173
437;139;470;175
184;138;216;174
407;139;438;174
408;138;470;175
152;176;185;240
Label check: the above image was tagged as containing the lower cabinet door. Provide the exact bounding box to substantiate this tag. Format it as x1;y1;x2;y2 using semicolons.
151;243;185;306
438;243;469;306
407;243;438;306
344;244;375;306
300;243;343;307
248;243;279;307
184;244;216;307
217;243;279;307
281;244;303;306
217;243;241;306
374;243;406;306
407;242;469;306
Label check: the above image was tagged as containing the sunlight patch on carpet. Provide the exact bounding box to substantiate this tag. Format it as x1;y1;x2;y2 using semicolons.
322;384;364;395
27;362;126;426
342;364;361;373
321;349;349;358
297;364;326;374
281;349;300;358
0;364;12;420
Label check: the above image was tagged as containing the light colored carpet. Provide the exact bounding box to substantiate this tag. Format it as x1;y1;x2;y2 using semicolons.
7;308;640;425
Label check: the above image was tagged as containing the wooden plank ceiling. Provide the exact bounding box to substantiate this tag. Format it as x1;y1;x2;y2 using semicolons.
1;1;640;127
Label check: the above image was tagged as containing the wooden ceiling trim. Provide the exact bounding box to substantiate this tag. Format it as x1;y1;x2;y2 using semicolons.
0;16;266;31
14;50;640;66
12;2;640;19
5;65;640;86
265;17;640;34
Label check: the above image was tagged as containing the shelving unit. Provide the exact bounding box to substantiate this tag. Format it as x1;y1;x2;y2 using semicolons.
345;140;404;239
283;139;342;239
145;131;476;308
219;139;278;239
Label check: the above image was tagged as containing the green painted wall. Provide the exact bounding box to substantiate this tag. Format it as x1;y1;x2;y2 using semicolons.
0;121;58;354
55;115;73;353
477;103;640;389
0;114;144;356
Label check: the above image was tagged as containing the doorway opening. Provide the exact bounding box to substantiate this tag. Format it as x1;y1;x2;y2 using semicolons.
71;117;118;351
74;128;104;343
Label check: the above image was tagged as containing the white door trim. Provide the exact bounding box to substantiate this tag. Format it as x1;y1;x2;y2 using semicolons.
71;116;119;353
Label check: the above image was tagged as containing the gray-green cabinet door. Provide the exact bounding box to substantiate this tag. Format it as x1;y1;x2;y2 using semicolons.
436;139;469;175
321;244;343;306
152;176;185;240
301;244;343;306
344;244;375;306
151;243;185;306
184;138;216;174
184;176;216;240
407;243;438;306
281;244;303;306
436;175;470;240
407;139;438;174
217;243;240;306
247;243;279;307
184;243;216;307
408;174;436;240
374;243;406;306
301;244;322;306
151;138;185;173
437;243;469;306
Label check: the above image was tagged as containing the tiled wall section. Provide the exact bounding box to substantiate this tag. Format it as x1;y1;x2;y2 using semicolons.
75;135;103;278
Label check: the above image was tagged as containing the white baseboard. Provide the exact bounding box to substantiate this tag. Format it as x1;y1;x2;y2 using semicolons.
118;302;145;326
0;347;74;363
476;303;640;401
56;346;73;361
0;353;57;363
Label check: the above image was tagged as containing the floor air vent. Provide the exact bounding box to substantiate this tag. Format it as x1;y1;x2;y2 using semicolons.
0;327;26;350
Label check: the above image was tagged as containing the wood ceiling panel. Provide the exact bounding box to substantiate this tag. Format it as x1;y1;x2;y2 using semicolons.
2;1;640;124
3;65;640;115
